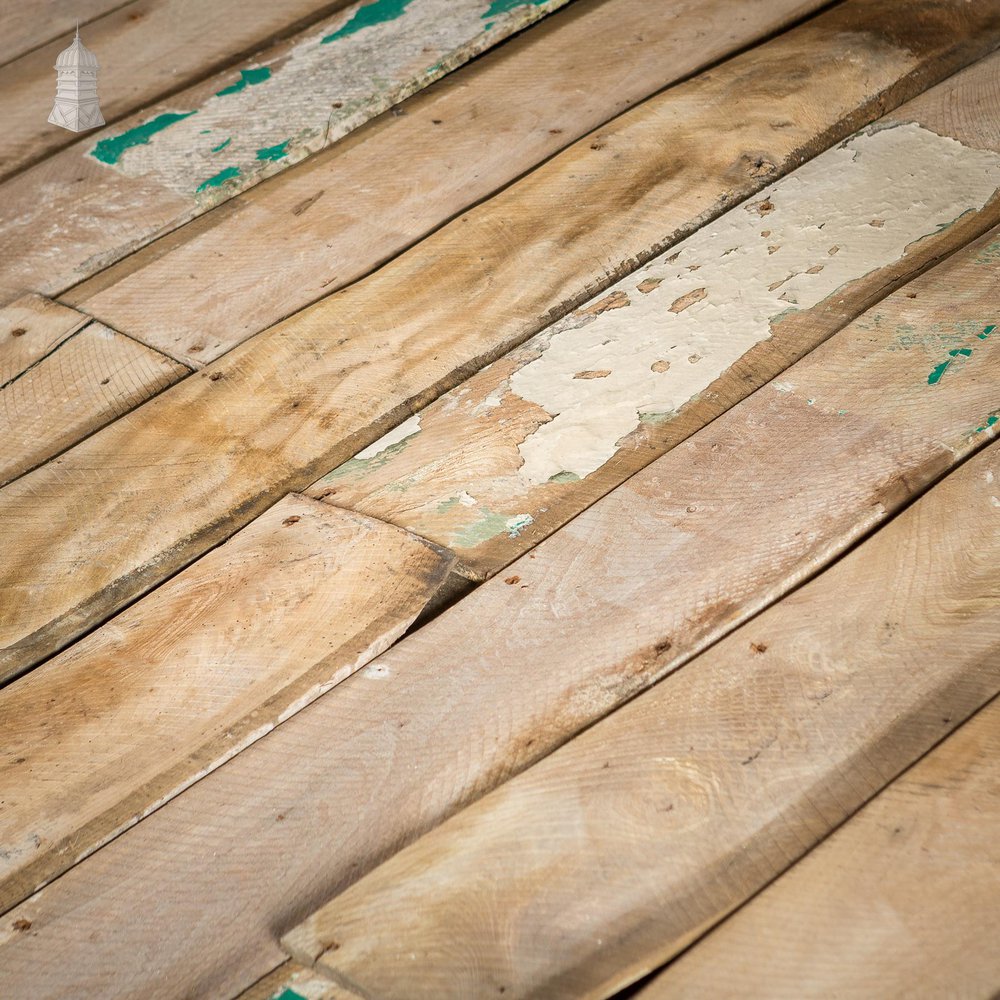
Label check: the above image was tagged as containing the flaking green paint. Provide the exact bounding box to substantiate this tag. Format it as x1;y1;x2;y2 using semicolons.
257;139;291;162
973;414;999;434
211;138;231;153
928;360;952;385
322;0;416;44
91;111;196;165
452;509;533;548
321;432;418;481
271;990;308;1000
980;324;995;340
548;470;580;483
215;66;271;97
196;166;240;192
482;0;548;28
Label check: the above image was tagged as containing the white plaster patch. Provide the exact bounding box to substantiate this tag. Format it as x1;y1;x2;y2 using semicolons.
354;413;421;460
508;124;1000;484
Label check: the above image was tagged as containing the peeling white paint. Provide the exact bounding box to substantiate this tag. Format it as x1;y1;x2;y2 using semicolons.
507;124;1000;484
355;413;421;460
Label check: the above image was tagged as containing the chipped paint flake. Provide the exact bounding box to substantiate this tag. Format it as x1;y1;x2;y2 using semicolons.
504;124;1000;484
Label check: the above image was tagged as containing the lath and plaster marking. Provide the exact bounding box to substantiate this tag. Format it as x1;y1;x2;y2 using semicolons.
507;123;1000;484
86;0;569;199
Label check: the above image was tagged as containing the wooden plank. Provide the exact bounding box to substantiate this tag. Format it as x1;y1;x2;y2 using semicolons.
0;0;571;304
0;294;89;384
0;321;188;486
2;0;996;680
279;446;1000;998
644;697;1000;1000
65;0;832;366
0;221;995;1000
0;0;358;181
307;53;1000;579
0;494;452;914
0;0;123;67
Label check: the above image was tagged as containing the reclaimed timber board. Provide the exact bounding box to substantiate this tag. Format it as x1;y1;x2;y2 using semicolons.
309;53;1000;579
0;0;123;67
0;321;188;485
282;446;1000;998
238;962;354;1000
0;495;451;914
645;696;1000;1000
0;0;358;181
65;0;832;365
0;294;90;384
0;0;571;304
2;0;996;681
0;223;996;1000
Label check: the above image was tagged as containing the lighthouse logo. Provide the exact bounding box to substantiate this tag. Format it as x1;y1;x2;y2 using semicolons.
49;25;105;132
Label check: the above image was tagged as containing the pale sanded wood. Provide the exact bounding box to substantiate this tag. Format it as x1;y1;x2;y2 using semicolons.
646;697;1000;1000
0;321;188;485
0;294;89;384
0;0;356;181
282;447;1000;999
66;0;831;365
0;0;570;304
0;494;451;915
308;54;1000;579
0;0;123;67
2;0;995;682
0;223;995;1000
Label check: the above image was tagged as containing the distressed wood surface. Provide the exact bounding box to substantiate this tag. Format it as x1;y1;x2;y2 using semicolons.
65;0;831;365
0;224;995;1000
0;321;188;485
0;0;357;181
0;494;451;915
0;294;90;384
0;0;123;67
308;54;1000;579
282;446;1000;999
0;0;570;304
3;0;996;681
646;696;1000;1000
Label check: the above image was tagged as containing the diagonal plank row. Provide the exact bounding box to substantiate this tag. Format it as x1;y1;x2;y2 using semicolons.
1;219;995;1000
309;51;1000;581
281;444;1000;998
4;0;999;682
0;0;357;180
0;0;572;303
0;497;451;914
639;695;1000;1000
65;0;832;365
0;0;123;67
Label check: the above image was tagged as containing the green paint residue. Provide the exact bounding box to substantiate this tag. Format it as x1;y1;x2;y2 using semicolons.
548;470;580;483
980;324;996;340
320;432;419;482
436;497;461;514
973;414;999;434
927;360;952;385
199;128;211;134
271;990;308;1000
482;0;548;28
215;66;271;97
257;139;291;162
91;111;196;164
639;410;676;425
211;137;231;153
950;348;972;358
196;166;240;192
974;238;1000;266
322;0;416;43
452;509;533;548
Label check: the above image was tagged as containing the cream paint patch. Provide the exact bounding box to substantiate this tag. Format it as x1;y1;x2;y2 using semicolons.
505;123;1000;484
355;413;421;460
91;0;568;199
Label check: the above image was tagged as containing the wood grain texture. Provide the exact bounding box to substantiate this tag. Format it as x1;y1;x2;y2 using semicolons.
282;447;1000;999
0;294;89;384
3;0;997;681
0;0;357;180
238;961;354;1000
0;223;995;1000
0;0;123;67
0;321;188;485
0;494;451;915
646;696;1000;1000
66;0;831;365
0;0;569;304
308;55;1000;579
